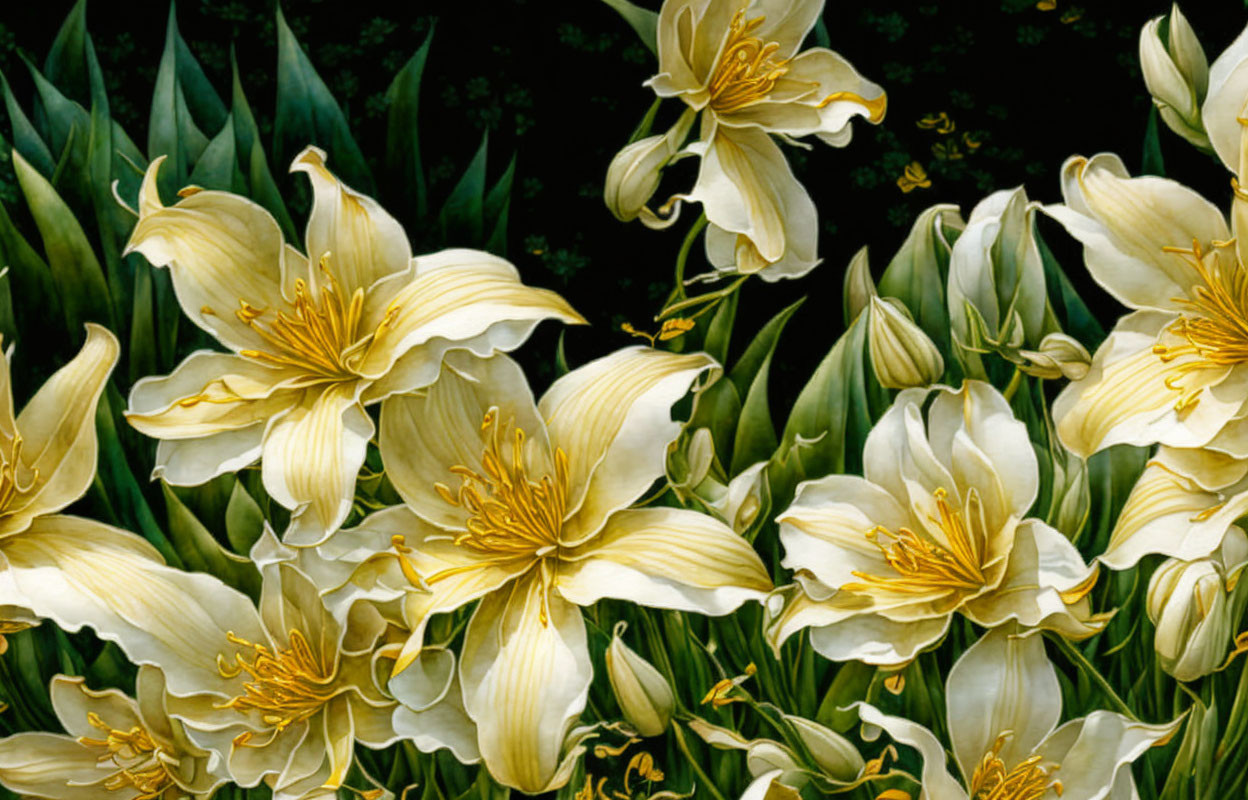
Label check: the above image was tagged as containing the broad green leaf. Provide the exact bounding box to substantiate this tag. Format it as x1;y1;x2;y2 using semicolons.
129;266;157;384
170;11;227;133
0;199;62;357
42;0;89;103
225;479;265;557
24;57;90;205
438;133;488;245
189;114;244;192
600;0;659;54
11;150;114;333
385;26;434;222
703;289;738;367
149;6;212;197
483;153;516;256
1142;106;1165;178
230;50;297;243
728;297;804;399
730;345;778;475
162;482;260;600
0;69;56;178
274;6;373;194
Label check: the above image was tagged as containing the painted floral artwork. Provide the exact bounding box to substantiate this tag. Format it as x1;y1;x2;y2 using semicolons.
0;0;1244;798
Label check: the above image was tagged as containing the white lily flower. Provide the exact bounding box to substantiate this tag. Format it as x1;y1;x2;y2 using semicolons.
857;625;1183;800
6;524;475;800
770;381;1105;667
1192;14;1248;172
1140;5;1211;151
1045;150;1248;566
124;146;584;546
0;669;224;800
319;347;773;792
641;0;886;280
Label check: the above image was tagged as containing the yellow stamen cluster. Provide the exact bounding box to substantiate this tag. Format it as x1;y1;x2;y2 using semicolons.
77;712;177;799
708;10;791;113
1153;241;1248;412
0;434;35;513
231;258;399;380
969;733;1061;800
435;411;570;560
844;489;986;596
216;629;336;742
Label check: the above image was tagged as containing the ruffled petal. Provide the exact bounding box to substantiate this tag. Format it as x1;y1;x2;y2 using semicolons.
0;732;119;800
808;610;950;667
1032;711;1182;800
855;704;969;800
555;507;771;614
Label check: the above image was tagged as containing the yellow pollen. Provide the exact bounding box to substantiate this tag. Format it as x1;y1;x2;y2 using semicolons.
969;733;1060;800
707;10;791;113
230;257;398;380
436;412;570;561
843;488;986;596
77;712;177;800
215;629;336;737
1153;241;1248;411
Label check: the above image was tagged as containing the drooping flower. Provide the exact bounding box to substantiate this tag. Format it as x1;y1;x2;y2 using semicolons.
633;0;886;280
0;669;224;800
124;146;584;546
856;626;1182;800
317;347;773;792
770;381;1105;666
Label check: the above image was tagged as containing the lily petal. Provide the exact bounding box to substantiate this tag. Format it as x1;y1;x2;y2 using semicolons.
459;571;591;793
541;347;717;546
0;732;120;800
855;703;969;800
1032;711;1181;800
808;610;950;666
556;507;772;614
290;146;412;297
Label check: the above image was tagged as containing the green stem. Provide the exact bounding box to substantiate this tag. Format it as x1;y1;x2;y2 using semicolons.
1001;366;1023;402
669;213;709;303
659;275;748;321
672;720;729;800
1046;632;1141;722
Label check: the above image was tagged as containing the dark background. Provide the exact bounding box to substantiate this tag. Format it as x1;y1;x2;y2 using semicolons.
0;0;1237;394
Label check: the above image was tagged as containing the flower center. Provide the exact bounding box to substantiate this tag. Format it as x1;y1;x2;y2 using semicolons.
843;488;986;596
225;257;399;381
77;712;177;799
969;733;1061;800
707;10;792;113
1153;241;1248;412
434;410;570;561
216;629;336;742
0;434;35;514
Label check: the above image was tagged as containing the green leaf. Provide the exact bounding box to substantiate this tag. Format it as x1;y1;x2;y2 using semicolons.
483;153;516;256
230;51;297;243
162;482;260;600
1036;226;1105;349
274;6;373;194
0;199;62;356
731;345;778;475
11;150;115;333
878;203;963;356
600;0;659;54
225;479;266;557
1142;106;1165;178
384;25;434;222
728;297;804;399
189;114;243;192
24;57;91;204
439;132;488;245
688;375;742;470
129;266;157;384
0;69;57;178
703;289;738;367
555;329;571;378
149;6;211;197
169;11;227;134
42;0;89;103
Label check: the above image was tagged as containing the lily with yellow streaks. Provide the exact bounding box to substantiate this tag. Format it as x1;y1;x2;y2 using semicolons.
855;626;1182;800
638;0;886;280
769;382;1105;666
0;669;223;800
123;145;584;546
317;347;773;793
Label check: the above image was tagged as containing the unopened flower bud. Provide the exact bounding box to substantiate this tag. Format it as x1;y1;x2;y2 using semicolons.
784;715;864;782
1147;557;1231;682
605;622;675;736
1018;332;1092;380
708;460;768;534
604;108;695;229
843;246;875;323
867;296;944;389
1140;5;1211;151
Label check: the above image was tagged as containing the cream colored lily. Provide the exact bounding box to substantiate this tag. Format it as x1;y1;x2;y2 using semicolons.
640;0;886;280
0;669;223;800
7;525;476;800
1045;150;1248;566
856;625;1182;800
321;347;773;793
770;381;1105;667
124;146;584;546
1140;5;1211;151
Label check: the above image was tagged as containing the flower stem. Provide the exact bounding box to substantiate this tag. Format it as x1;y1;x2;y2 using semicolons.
659;275;748;321
672;720;728;800
1001;366;1023;402
669;213;709;303
1046;632;1141;722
